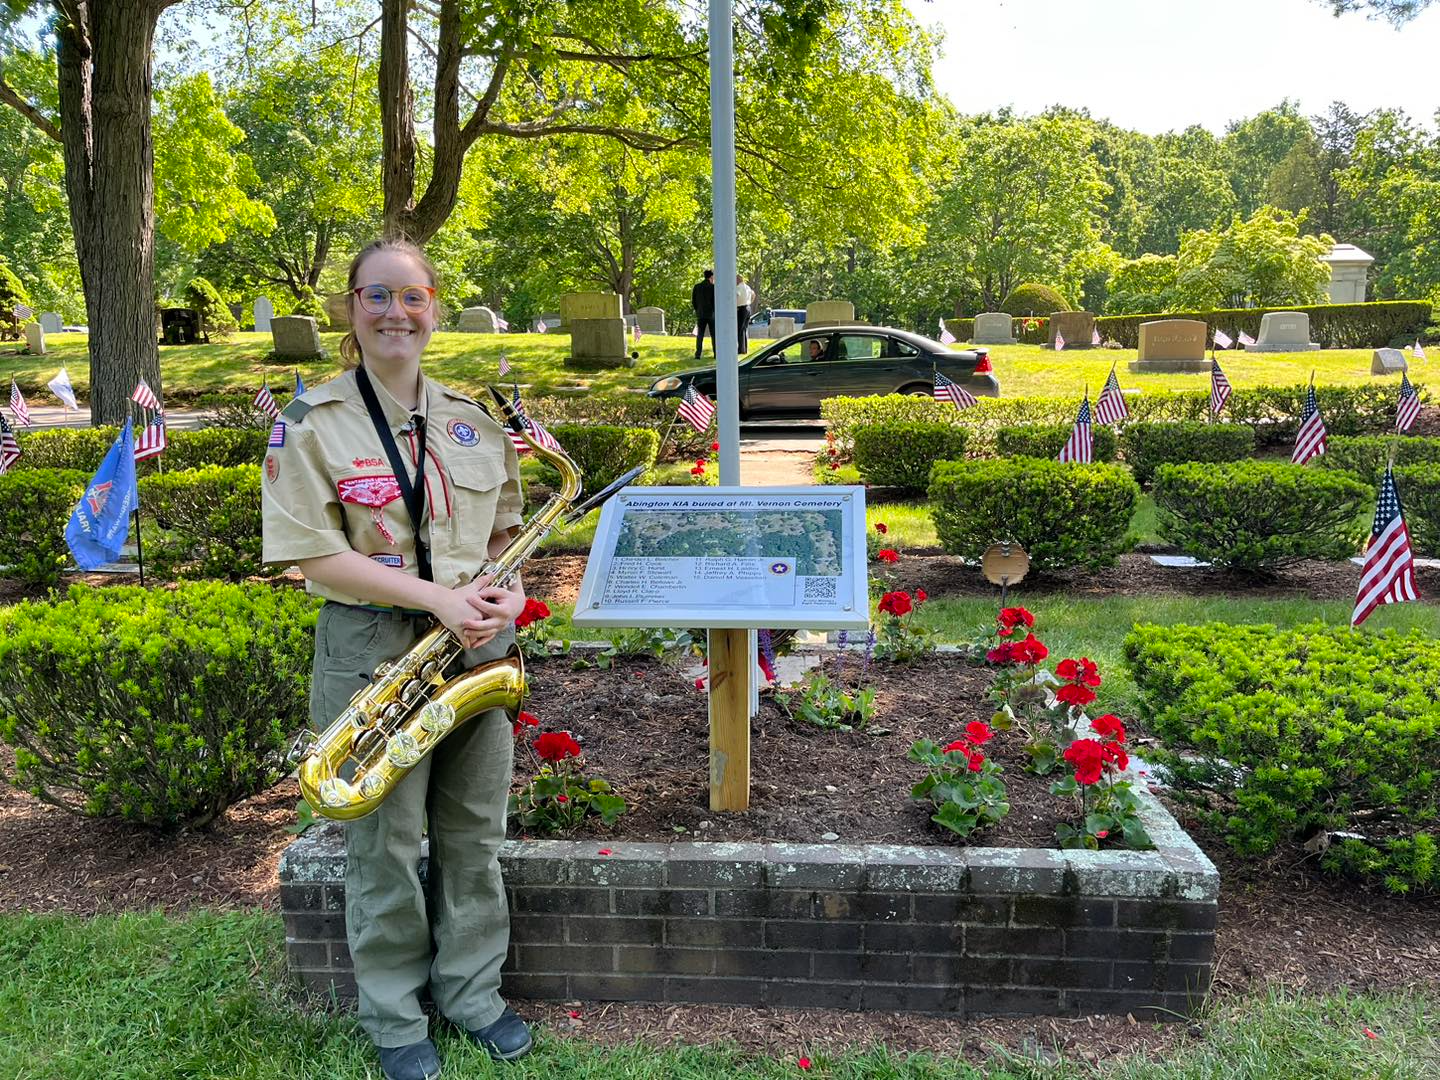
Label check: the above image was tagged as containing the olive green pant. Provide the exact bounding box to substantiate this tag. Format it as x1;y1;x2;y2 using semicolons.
311;602;517;1049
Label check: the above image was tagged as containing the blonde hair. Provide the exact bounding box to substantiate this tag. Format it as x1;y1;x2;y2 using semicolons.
337;238;442;369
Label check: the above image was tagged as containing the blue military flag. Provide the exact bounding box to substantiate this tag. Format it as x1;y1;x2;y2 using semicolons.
65;419;139;570
295;369;306;397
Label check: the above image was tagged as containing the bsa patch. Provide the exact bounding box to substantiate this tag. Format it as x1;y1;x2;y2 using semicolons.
447;418;480;447
352;456;383;468
368;553;404;568
264;454;280;483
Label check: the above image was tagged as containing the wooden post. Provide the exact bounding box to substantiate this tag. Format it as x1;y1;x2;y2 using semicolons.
708;627;751;811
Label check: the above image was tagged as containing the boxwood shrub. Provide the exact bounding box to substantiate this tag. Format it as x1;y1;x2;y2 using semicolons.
139;465;267;581
0;582;319;830
1119;421;1256;486
1394;463;1440;556
1124;621;1440;894
1152;461;1369;571
1096;300;1431;350
543;424;659;494
528;391;709;462
853;422;968;492
12;426;268;473
928;457;1138;572
0;469;88;588
1318;435;1440;484
994;423;1118;463
166;428;269;470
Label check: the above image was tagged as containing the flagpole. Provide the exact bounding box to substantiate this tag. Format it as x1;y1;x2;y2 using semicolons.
656;408;681;462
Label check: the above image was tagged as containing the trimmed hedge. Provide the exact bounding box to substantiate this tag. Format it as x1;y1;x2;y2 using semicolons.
543;424;660;494
853;422;968;492
1153;461;1369;571
0;469;88;588
1124;621;1440;894
139;465;267;581
1119;421;1256;486
12;426;269;473
0;582;319;830
1318;435;1440;485
529;392;710;462
1394;463;1440;557
1000;283;1070;317
1095;301;1431;350
929;457;1138;572
995;423;1118;463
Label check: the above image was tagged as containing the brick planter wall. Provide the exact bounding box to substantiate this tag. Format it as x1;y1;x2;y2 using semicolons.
280;783;1217;1019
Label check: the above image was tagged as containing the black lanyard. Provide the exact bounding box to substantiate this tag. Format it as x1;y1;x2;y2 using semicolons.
355;365;432;582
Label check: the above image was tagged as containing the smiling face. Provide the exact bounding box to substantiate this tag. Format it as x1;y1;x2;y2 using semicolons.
349;248;437;372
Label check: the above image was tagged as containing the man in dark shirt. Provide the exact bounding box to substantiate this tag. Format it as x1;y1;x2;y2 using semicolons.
691;270;716;360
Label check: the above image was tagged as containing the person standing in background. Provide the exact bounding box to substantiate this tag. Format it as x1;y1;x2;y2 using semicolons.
736;274;755;355
691;270;716;360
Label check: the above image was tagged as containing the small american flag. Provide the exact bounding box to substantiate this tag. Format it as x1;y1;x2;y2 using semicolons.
526;416;563;453
677;384;716;433
268;419;286;447
634;324;644;340
1415;340;1429;362
1091;327;1102;347
937;317;957;345
1094;366;1129;425
12;303;32;320
496;315;509;331
1352;465;1420;627
536;319;548;333
1238;330;1257;348
1397;371;1422;433
1054;331;1067;352
933;370;976;410
9;379;29;427
498;353;511;376
133;413;167;462
1210;359;1233;416
1291;384;1327;464
1213;328;1234;350
0;414;20;473
1057;395;1093;463
131;379;161;411
254;382;279;419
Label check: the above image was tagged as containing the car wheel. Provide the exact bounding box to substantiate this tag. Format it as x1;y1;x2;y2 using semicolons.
900;384;931;397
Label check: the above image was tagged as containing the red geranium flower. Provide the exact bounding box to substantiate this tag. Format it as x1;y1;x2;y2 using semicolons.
996;606;1035;637
1063;738;1105;785
1055;656;1101;688
829;461;840;470
943;739;970;755
694;677;706;690
514;597;552;629
986;641;1018;664
534;731;582;761
876;548;899;563
556;794;569;803
1101;742;1129;771
1091;713;1126;743
696;458;708;468
1010;632;1049;664
874;522;888;534
964;720;993;745
967;751;985;772
711;442;720;451
878;590;912;616
797;1058;812;1072
511;709;541;737
915;588;927;603
1056;683;1097;707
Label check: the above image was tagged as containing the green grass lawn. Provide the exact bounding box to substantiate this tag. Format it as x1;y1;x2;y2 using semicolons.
5;331;1427;403
1;911;1434;1079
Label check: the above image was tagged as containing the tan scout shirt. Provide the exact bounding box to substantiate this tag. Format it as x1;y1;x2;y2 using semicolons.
261;368;523;605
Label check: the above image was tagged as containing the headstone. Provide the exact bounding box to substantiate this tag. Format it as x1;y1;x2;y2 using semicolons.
23;322;45;356
565;318;632;370
768;316;796;338
1372;348;1408;375
271;315;323;358
560;292;622;322
624;313;638;331
636;306;666;334
323;292;350;330
38;312;62;335
972;312;1016;345
538;312;562;332
458;306;500;333
1245;311;1320;352
253;297;274;333
1321;243;1374;304
1128;319;1210;373
1047;311;1096;350
805;300;855;328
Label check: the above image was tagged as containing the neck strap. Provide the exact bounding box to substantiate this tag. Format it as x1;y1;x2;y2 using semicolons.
355;365;432;582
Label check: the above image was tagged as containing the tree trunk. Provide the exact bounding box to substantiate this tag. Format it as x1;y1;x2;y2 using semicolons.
379;0;417;239
52;2;170;426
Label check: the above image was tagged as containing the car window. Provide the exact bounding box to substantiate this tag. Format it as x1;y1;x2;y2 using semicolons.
796;335;833;363
837;335;884;361
889;338;920;358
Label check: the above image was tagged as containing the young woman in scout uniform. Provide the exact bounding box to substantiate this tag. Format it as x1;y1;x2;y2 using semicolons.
261;239;533;1080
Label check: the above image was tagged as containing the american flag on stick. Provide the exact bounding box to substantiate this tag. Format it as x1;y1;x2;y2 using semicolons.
937;317;957;345
1091;327;1102;347
677;384;716;433
1094;365;1129;425
133;413;167;462
0;414;20;473
1238;330;1257;348
1212;328;1234;350
1291;382;1327;464
1210;359;1232;416
9;379;29;427
1054;331;1067;352
254;382;279;419
1414;340;1428;362
1397;371;1421;434
1057;394;1093;464
498;353;511;377
12;303;32;320
1352;464;1420;627
131;379;161;412
933;370;976;410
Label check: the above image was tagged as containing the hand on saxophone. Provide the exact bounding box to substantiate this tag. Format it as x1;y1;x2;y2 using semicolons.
442;573;526;650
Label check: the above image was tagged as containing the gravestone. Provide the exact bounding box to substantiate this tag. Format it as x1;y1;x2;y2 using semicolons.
1047;311;1096;350
1245;311;1319;352
1128;319;1210;373
768;316;796;338
23;322;45;355
39;312;62;335
271;315;323;358
253;297;274;333
972;312;1016;345
1372;348;1407;375
458;306;500;333
323;292;350;330
536;312;562;332
560;292;620;322
805;300;855;328
636;306;666;334
624;313;638;331
566;318;631;370
1321;243;1373;304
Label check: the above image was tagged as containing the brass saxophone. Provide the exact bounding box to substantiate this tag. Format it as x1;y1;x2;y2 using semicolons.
294;387;641;821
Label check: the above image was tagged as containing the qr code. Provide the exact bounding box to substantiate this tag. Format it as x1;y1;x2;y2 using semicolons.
803;577;837;600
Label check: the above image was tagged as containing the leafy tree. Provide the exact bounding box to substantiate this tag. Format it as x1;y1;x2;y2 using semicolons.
1107;253;1179;315
1341;111;1440;301
1222;102;1314;216
1174;206;1333;309
1316;0;1434;22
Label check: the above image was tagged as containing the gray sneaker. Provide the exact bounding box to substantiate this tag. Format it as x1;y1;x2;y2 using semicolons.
465;1006;534;1061
379;1038;441;1080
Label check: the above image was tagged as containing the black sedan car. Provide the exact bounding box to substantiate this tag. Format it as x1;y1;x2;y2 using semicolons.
647;325;999;419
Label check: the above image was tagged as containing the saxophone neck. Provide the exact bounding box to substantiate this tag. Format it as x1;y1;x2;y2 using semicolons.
487;384;582;502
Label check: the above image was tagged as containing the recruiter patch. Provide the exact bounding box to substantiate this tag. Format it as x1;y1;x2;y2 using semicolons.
447;418;480;447
368;553;405;568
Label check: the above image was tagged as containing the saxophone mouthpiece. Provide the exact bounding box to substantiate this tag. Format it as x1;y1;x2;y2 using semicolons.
487;385;525;433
